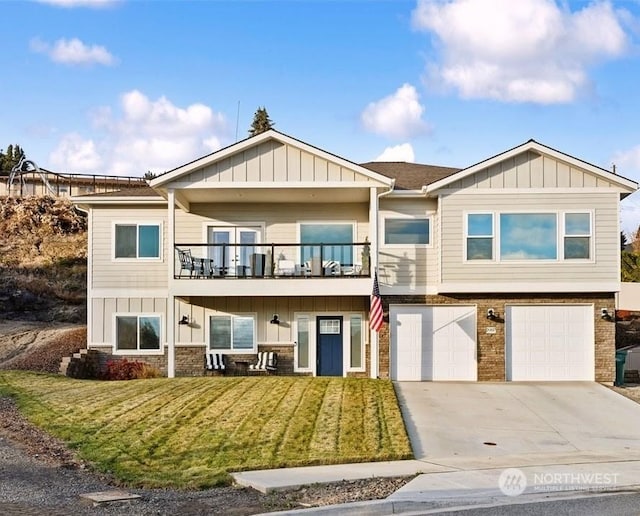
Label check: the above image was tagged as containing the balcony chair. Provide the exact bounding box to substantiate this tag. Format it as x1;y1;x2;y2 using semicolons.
276;259;296;276
248;351;278;374
177;248;199;277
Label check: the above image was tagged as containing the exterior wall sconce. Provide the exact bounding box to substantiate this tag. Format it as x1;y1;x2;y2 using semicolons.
601;308;612;321
487;308;498;320
270;314;280;325
178;315;190;325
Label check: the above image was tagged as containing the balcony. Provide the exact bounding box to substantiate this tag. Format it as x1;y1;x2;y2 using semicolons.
175;242;371;280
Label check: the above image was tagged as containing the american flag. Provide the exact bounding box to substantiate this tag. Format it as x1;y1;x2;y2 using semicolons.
370;271;383;332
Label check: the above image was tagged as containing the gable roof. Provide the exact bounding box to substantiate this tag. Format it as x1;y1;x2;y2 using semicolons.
426;139;638;194
360;162;460;190
149;129;394;188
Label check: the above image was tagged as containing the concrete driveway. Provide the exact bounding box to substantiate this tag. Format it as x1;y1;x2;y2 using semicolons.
394;382;640;469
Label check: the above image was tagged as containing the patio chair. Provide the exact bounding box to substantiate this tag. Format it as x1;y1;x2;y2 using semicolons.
276;260;296;276
177;248;198;277
323;260;341;276
205;352;226;375
248;351;278;374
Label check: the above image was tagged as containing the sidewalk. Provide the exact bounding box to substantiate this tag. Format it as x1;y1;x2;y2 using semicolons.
232;451;640;515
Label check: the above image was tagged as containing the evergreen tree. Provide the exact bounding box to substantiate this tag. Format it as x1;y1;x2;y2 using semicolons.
622;231;629;251
0;143;25;171
248;107;274;136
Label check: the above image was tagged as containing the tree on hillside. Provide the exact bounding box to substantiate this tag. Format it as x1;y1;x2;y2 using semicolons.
622;231;629;251
622;250;640;282
248;107;274;136
0;144;25;171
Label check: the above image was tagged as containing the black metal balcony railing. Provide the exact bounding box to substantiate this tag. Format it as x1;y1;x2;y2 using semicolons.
175;242;371;279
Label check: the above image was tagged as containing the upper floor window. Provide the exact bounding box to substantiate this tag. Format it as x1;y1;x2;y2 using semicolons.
465;211;592;262
500;213;557;260
209;315;255;352
300;222;354;264
115;223;161;259
384;218;430;245
115;314;161;352
466;214;493;260
564;213;591;259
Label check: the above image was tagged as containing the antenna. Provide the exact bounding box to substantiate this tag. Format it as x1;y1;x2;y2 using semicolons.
235;101;240;141
612;163;617;174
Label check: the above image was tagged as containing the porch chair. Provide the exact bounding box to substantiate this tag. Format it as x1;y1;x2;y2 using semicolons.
323;260;341;276
177;248;197;277
276;260;296;276
205;352;226;375
248;351;278;374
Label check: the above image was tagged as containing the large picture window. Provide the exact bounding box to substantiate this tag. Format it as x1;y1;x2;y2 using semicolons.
209;315;255;351
115;315;161;351
384;218;430;245
115;223;160;259
500;213;557;260
300;223;353;265
466;211;592;262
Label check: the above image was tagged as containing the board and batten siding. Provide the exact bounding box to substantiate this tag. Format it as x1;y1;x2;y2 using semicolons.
175;202;370;244
176;296;367;345
91;296;168;345
378;198;438;292
91;207;168;289
183;141;375;184
440;190;619;284
445;151;619;190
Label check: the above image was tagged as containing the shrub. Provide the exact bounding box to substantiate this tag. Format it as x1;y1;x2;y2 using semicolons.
102;359;162;381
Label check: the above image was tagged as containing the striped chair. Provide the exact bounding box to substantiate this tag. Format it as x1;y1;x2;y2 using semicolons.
205;353;226;375
249;351;278;374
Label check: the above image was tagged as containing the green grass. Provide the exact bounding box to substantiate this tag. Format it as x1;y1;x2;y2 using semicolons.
0;372;412;489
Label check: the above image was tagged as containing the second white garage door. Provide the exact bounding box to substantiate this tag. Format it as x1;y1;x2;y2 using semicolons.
390;305;477;381
506;305;594;381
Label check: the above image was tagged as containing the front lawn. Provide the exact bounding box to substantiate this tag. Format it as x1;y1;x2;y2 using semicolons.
0;373;411;488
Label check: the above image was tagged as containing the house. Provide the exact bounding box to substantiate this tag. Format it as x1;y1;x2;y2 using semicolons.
0;168;147;198
73;130;638;382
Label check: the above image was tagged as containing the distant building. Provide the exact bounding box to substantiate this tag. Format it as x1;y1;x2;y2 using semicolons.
0;168;147;198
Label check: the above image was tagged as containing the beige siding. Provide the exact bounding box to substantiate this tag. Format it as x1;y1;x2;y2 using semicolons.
176;202;369;244
175;296;367;345
91;206;168;289
91;296;168;344
447;151;618;190
379;198;438;290
182;142;375;184
440;191;619;284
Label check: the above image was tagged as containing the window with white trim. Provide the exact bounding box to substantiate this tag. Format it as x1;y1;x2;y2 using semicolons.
296;316;310;369
115;315;161;351
115;223;161;259
500;213;557;260
209;315;255;351
466;213;494;260
349;315;363;369
563;213;591;259
384;218;430;245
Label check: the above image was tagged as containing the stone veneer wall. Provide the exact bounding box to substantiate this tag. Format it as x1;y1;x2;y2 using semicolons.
378;293;616;383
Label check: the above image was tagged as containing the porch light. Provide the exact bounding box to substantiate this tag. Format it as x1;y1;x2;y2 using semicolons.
178;315;190;325
601;308;612;321
487;308;498;320
270;314;280;325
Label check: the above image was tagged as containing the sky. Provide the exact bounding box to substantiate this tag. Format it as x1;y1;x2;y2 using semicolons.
4;0;640;234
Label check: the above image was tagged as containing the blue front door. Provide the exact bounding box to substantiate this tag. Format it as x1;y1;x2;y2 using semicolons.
317;316;343;376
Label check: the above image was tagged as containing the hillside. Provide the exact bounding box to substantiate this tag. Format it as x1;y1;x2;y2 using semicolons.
0;196;87;322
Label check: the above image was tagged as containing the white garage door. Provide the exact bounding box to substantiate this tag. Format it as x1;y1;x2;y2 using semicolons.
506;305;594;381
390;305;477;381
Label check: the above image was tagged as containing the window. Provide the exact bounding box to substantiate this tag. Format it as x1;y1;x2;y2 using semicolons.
384;218;430;245
466;214;493;260
564;213;591;259
115;315;161;351
300;223;353;264
115;223;160;259
350;315;363;369
296;316;310;369
209;315;255;351
500;213;557;260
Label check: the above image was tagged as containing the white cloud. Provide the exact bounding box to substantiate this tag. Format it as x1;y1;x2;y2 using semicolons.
373;143;416;162
36;0;118;7
31;37;116;66
412;0;629;103
361;84;429;139
49;91;228;176
49;133;103;172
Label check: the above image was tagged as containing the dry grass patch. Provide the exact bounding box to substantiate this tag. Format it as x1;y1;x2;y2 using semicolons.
0;373;412;489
